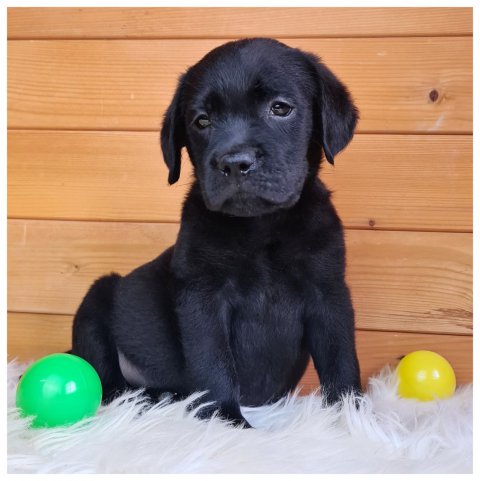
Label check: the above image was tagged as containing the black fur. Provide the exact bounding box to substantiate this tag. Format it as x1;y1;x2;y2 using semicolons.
72;38;361;428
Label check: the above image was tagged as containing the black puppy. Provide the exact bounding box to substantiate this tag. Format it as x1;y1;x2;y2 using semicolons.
72;38;361;427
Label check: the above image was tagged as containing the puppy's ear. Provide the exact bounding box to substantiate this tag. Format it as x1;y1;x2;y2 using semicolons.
304;53;358;165
161;74;188;184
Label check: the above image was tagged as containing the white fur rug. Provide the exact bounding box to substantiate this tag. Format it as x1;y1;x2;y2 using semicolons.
7;360;472;474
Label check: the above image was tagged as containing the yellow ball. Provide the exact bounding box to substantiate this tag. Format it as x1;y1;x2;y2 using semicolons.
396;350;456;401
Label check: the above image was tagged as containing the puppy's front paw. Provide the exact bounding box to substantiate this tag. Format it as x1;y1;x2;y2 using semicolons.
322;384;363;408
195;401;252;428
228;417;252;429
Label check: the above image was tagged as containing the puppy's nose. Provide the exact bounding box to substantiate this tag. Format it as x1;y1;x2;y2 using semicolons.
216;151;257;177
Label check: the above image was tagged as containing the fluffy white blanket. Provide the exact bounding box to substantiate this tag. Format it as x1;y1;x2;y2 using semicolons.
7;361;472;473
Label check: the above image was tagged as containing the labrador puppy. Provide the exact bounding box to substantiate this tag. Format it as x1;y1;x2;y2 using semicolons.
71;38;361;428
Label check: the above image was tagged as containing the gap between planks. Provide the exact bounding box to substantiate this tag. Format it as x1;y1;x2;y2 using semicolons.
6;127;474;136
7;33;474;41
6;313;472;339
6;216;474;235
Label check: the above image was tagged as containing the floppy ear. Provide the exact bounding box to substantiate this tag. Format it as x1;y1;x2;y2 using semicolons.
161;74;188;184
304;53;358;165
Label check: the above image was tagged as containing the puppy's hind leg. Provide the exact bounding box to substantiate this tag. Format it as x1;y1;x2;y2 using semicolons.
71;273;127;404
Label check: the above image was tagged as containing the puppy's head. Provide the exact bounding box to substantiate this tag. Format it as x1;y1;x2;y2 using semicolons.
161;38;358;217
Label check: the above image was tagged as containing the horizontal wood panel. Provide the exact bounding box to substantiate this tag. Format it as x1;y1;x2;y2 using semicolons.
8;312;74;362
7;37;472;133
324;134;472;231
7;220;472;335
7;312;472;388
7;8;473;39
7;131;472;231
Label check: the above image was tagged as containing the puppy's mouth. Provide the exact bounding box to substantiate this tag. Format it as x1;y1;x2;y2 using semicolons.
203;186;301;217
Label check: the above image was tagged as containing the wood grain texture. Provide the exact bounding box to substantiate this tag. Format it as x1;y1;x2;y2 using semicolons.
7;220;472;335
7;312;472;388
7;131;472;231
345;229;472;334
8;312;73;362
8;37;472;133
7;7;473;39
326;134;472;232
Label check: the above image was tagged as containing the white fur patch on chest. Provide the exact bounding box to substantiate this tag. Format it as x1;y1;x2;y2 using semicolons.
117;349;148;387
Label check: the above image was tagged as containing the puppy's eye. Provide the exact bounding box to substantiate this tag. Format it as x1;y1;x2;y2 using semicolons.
194;115;211;129
270;102;292;117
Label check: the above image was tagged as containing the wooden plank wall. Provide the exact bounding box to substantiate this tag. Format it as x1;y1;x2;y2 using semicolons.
7;8;473;392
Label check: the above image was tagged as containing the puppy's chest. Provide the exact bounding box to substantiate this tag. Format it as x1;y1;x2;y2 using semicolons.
225;255;309;392
224;250;310;338
226;242;318;297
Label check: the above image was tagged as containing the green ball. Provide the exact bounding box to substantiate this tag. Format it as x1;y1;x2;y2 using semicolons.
16;353;102;428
